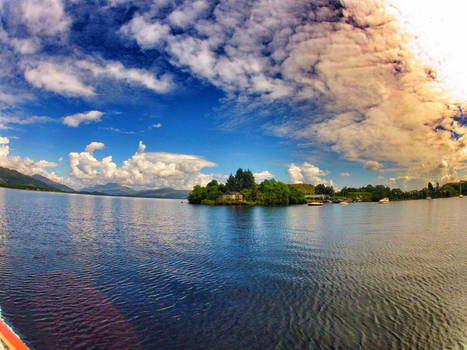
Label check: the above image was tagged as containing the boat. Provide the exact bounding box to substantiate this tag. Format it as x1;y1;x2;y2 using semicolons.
460;181;464;198
0;317;30;350
378;197;389;204
426;196;432;200
339;201;349;206
308;201;323;206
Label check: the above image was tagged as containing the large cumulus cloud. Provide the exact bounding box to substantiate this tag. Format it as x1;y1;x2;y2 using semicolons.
69;140;222;189
120;0;467;186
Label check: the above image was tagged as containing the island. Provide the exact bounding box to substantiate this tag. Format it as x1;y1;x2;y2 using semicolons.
188;168;306;206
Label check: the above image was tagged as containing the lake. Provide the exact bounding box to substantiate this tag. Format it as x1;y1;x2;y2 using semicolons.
0;188;465;349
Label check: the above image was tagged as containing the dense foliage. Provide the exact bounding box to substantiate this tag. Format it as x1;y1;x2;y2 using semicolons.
336;182;466;202
188;168;306;206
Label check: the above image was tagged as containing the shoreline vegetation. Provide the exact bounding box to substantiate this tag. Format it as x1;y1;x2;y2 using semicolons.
189;168;467;206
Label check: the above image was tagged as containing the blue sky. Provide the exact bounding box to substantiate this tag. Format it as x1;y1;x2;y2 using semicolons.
0;0;465;190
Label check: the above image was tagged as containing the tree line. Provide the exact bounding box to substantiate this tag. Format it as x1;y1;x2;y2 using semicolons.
334;182;465;201
189;168;466;205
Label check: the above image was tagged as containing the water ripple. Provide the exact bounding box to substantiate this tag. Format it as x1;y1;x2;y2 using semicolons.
0;190;465;349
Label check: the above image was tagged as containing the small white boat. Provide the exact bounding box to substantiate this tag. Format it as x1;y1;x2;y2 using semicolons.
378;197;389;204
308;201;323;207
340;201;349;206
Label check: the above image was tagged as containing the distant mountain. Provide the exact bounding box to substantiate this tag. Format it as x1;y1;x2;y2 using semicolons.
81;183;138;196
32;174;74;192
0;167;59;191
81;183;190;199
137;188;191;199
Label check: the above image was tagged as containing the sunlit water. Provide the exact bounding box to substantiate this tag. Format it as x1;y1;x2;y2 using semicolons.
0;188;465;349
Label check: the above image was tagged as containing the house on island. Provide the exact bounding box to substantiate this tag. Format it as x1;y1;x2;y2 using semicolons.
221;192;244;201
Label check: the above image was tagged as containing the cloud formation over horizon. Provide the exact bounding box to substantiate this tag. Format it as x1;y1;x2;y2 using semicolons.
69;141;221;190
0;136;64;183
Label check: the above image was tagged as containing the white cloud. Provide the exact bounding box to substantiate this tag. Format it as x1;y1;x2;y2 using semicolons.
150;123;162;129
0;114;53;129
62;110;103;127
85;141;105;153
120;17;170;49
340;172;350;177
69;140;218;189
21;57;173;97
23;60;95;97
10;37;41;54
76;59;173;94
253;170;273;183
0;136;65;184
364;161;384;171
19;0;70;37
288;162;330;185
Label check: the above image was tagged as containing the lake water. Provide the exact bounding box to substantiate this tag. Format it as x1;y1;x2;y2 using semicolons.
0;188;465;349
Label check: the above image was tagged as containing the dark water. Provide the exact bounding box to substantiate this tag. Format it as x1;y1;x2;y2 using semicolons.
0;188;465;349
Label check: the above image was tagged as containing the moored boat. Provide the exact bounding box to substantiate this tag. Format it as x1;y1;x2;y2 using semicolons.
378;197;389;204
308;201;323;206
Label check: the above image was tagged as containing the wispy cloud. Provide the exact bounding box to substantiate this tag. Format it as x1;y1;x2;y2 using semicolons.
101;127;137;135
0;114;53;129
150;123;162;129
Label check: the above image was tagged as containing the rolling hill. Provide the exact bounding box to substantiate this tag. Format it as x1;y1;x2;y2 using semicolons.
32;174;75;192
0;167;62;191
81;183;190;199
81;183;138;196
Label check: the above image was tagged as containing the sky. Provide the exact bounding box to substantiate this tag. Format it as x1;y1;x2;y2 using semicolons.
0;0;466;190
